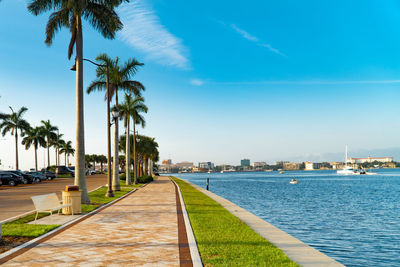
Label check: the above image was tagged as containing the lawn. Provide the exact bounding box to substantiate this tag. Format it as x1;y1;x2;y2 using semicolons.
172;177;299;267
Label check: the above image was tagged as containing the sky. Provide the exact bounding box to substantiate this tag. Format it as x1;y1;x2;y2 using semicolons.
2;0;400;170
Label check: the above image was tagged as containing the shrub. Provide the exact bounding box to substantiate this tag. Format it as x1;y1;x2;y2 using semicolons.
119;174;153;184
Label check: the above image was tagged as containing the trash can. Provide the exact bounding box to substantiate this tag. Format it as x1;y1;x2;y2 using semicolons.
62;185;81;215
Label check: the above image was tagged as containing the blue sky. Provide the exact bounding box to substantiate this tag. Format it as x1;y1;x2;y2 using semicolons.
1;0;400;169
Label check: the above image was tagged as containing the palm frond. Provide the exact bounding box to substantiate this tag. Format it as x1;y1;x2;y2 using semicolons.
45;9;70;45
120;80;145;95
120;58;144;79
87;79;107;94
84;2;123;39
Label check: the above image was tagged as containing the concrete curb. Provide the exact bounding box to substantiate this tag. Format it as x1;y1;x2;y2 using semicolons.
171;179;203;267
177;177;344;267
0;184;147;263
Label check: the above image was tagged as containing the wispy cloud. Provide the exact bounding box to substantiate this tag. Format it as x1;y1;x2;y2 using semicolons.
211;79;400;86
118;1;189;69
229;24;285;56
190;79;205;86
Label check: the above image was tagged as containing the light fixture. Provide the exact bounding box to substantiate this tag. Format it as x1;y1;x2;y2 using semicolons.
111;106;119;120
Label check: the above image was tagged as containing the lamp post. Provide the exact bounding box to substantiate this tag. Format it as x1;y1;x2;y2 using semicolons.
71;58;114;197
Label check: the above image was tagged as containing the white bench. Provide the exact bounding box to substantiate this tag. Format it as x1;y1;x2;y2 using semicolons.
31;193;73;222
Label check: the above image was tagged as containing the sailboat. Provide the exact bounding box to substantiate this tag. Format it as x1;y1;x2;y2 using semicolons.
337;145;357;175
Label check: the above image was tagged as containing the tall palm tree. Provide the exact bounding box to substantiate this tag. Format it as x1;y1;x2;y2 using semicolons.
60;141;74;166
22;126;46;171
28;0;127;204
118;93;148;185
51;132;64;166
87;54;145;190
131;101;146;183
0;107;30;170
41;120;58;168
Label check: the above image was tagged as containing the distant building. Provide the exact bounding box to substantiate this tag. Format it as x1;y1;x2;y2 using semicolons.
330;162;345;170
175;161;194;169
198;162;214;170
241;159;250;167
252;162;267;168
162;159;172;165
283;162;300;170
304;162;321;170
275;161;289;165
347;157;393;164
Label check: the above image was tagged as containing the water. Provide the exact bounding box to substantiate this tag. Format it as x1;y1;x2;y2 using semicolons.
172;169;400;267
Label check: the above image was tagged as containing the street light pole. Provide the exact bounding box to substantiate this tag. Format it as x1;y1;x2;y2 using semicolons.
71;58;113;197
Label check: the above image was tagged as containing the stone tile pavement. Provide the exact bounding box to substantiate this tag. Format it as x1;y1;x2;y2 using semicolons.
3;176;180;266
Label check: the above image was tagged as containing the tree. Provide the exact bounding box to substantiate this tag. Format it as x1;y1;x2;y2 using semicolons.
0;107;30;170
28;0;127;204
118;93;147;184
22;126;46;171
51;132;64;166
97;154;107;173
87;54;145;189
60;141;75;166
41;120;58;168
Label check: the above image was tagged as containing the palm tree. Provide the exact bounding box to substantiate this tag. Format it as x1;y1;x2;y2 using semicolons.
60;141;74;166
51;132;64;166
28;0;127;204
22;126;46;171
119;93;148;185
0;107;30;170
98;154;107;173
87;54;145;190
41;120;58;168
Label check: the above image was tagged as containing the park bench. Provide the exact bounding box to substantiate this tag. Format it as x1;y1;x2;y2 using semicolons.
31;193;73;222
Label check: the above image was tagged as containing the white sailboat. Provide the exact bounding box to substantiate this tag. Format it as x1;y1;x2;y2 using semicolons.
337;145;356;175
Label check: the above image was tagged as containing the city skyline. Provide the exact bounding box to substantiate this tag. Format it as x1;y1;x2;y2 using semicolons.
2;0;400;170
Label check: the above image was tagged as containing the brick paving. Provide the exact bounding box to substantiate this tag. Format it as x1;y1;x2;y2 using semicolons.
3;176;180;266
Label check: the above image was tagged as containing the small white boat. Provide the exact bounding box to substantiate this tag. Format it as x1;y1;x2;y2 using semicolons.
220;171;224;173
289;179;298;184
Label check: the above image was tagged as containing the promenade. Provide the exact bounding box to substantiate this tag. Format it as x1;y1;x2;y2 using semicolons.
1;176;184;266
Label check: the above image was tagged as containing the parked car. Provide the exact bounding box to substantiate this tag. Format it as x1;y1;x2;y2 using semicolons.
53;166;74;177
5;170;36;184
0;172;24;186
27;171;47;181
86;169;96;175
40;170;57;180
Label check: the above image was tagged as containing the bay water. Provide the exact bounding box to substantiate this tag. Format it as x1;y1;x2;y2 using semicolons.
173;169;400;266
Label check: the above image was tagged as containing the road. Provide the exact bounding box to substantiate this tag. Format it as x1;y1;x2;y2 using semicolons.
0;174;108;221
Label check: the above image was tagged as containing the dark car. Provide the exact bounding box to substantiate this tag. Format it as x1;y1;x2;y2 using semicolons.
5;170;36;184
40;170;57;180
27;171;47;181
0;172;24;186
54;166;74;177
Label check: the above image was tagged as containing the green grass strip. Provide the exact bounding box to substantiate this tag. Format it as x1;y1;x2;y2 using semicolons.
172;177;299;267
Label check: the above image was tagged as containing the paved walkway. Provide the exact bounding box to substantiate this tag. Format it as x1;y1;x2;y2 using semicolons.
3;177;180;266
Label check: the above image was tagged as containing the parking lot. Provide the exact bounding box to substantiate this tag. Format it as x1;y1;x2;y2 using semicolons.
0;174;108;221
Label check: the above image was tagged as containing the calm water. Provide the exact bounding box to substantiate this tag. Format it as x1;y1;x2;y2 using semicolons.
172;170;400;267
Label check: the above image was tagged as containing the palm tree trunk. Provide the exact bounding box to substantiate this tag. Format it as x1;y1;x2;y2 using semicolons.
112;89;120;191
144;156;148;176
55;149;57;166
74;15;90;204
125;116;131;185
46;137;50;167
133;123;137;184
15;129;19;170
34;145;38;171
65;153;67;166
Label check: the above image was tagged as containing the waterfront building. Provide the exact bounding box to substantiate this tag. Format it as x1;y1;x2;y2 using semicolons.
305;162;321;170
330;162;345;170
162;159;172;165
198;162;214;170
252;162;267;168
347;156;393;164
283;162;300;170
241;159;250;167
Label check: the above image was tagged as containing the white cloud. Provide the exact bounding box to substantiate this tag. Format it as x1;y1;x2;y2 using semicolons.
229;24;285;56
230;24;259;42
190;79;204;86
118;1;189;69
